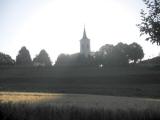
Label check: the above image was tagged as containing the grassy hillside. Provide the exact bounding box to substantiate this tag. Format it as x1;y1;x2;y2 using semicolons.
0;66;160;98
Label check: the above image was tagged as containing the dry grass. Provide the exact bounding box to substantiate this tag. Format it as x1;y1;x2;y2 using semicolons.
1;102;160;120
1;92;160;110
1;92;160;120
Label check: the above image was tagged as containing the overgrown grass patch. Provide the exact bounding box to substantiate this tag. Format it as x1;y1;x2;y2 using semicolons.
0;102;160;120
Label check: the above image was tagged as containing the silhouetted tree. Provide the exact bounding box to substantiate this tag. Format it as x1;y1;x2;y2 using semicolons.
128;42;144;63
97;43;129;66
115;42;129;56
95;44;115;66
55;53;94;66
55;54;70;65
0;52;15;65
55;42;144;67
16;46;32;65
99;44;114;56
33;49;52;66
137;0;160;45
110;43;129;66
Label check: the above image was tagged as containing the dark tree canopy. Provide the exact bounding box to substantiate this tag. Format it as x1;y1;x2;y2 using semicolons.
94;42;144;67
16;46;32;65
95;43;129;66
115;42;129;56
99;44;114;56
55;54;70;65
33;49;52;66
128;42;144;63
137;0;160;45
55;53;94;66
112;43;130;65
0;52;15;65
94;44;114;66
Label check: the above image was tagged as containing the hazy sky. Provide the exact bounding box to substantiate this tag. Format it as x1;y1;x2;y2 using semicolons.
0;0;160;63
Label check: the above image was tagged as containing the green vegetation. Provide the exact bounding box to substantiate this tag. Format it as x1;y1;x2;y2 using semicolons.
55;53;94;66
128;42;144;63
33;49;52;66
0;52;15;65
0;42;144;67
138;0;160;45
0;102;160;120
0;66;160;98
55;42;144;67
16;46;32;65
94;42;144;66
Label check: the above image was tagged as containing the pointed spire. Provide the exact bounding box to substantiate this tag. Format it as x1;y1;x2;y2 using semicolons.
83;25;87;39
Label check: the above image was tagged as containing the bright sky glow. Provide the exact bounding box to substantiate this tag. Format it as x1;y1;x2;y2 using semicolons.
0;0;160;63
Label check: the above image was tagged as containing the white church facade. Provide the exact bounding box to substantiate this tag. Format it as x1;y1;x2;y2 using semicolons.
80;28;91;58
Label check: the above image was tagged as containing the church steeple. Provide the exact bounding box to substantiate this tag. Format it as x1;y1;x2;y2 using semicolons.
83;26;87;39
80;26;90;58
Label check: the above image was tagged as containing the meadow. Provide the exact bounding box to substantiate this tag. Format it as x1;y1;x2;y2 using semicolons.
1;66;160;119
0;65;160;98
1;102;160;120
1;92;160;120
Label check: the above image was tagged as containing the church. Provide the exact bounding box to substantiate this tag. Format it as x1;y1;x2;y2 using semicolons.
80;27;91;58
55;27;92;66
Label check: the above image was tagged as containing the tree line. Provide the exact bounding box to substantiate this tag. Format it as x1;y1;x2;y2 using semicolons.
16;47;52;66
0;42;144;67
0;46;52;66
55;42;144;67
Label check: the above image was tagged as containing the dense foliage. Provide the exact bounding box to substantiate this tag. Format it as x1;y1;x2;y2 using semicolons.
0;41;144;67
33;49;52;66
55;42;144;67
0;52;15;65
16;46;32;65
137;0;160;45
55;53;94;66
94;42;144;67
128;42;144;63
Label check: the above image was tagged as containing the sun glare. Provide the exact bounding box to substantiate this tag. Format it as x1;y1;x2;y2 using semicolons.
0;92;64;103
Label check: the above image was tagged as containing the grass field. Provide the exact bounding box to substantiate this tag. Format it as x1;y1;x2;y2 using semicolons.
1;66;160;119
1;92;160;120
1;102;160;120
0;66;160;98
1;92;160;110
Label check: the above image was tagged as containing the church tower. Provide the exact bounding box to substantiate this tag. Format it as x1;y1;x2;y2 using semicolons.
80;27;90;57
